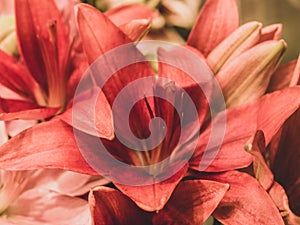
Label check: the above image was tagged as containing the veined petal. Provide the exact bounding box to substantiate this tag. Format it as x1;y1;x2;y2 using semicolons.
217;40;286;108
207;22;262;73
15;0;68;93
0;98;59;120
0;50;39;101
187;0;239;56
208;171;284;225
152;180;229;225
190;87;300;172
115;164;188;212
260;24;282;42
0;119;97;175
89;186;151;225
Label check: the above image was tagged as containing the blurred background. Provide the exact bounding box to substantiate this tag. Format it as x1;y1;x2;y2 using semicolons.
238;0;300;62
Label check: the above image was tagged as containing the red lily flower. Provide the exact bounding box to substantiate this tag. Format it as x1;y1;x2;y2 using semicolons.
0;0;155;121
0;3;299;224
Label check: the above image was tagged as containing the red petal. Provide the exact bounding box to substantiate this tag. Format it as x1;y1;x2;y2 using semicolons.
267;58;298;92
152;180;229;225
105;4;157;27
15;0;68;92
269;109;300;215
213;171;284;225
190;87;300;172
59;87;114;140
244;130;274;190
114;164;188;212
77;3;132;64
0;98;59;120
0;50;38;100
187;0;239;56
0;119;96;175
194;171;284;225
89;186;151;225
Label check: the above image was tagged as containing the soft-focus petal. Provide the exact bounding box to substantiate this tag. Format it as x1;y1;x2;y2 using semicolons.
119;19;151;41
0;119;97;175
8;189;90;225
260;24;282;42
190;87;300;172
5;119;37;137
89;186;151;225
152;180;229;225
207;22;262;73
217;40;286;107
0;121;8;145
105;3;156;27
187;0;239;56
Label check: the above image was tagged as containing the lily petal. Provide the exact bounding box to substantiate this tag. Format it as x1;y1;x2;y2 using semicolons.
8;189;90;225
269;109;300;216
105;3;157;27
15;0;68;92
260;24;282;42
89;186;151;225
115;164;188;212
0;98;59;120
217;40;286;107
187;0;239;56
152;180;229;225
209;171;284;225
119;19;151;42
267;57;299;92
244;130;274;190
0;119;97;175
207;22;262;73
190;86;300;172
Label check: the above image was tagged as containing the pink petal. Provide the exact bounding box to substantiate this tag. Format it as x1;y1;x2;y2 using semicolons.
207;22;262;73
217;40;286;107
190;87;300;172
0;98;59;120
114;164;188;211
105;4;157;27
0;121;8;145
89;186;151;225
0;119;97;175
5;119;37;137
209;171;284;225
187;0;239;56
260;24;282;42
152;180;229;225
8;189;90;225
119;19;151;41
